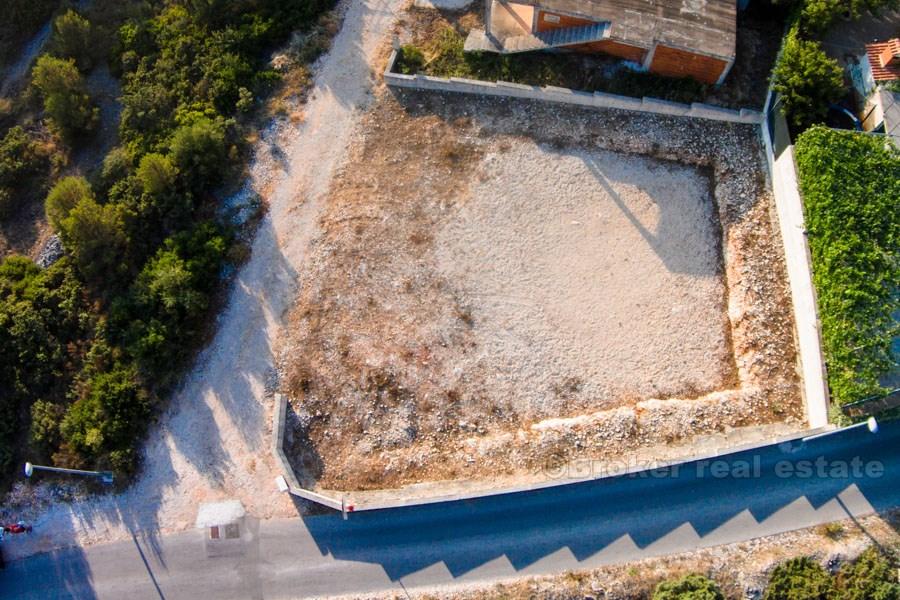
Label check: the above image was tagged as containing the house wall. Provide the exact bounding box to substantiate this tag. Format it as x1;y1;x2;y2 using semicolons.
570;39;647;63
649;44;729;84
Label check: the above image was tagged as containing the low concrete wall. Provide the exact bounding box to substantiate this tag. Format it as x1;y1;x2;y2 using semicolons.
272;392;830;513
384;50;763;125
761;93;831;429
271;394;344;511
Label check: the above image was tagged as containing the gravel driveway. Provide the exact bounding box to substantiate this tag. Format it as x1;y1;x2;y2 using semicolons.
5;0;404;560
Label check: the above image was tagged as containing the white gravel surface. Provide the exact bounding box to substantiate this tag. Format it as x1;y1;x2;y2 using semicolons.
4;0;404;560
437;142;732;417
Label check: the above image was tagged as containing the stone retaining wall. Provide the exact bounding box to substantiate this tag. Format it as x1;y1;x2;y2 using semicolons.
384;50;763;125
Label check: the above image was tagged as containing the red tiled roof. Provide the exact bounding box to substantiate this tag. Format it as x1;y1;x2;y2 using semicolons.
866;39;900;82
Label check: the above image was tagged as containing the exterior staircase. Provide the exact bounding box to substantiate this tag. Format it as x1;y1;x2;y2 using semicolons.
465;22;609;54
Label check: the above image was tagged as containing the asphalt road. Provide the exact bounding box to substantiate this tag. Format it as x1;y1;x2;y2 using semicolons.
3;420;899;599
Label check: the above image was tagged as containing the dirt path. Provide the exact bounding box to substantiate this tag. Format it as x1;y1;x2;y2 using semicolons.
6;0;404;560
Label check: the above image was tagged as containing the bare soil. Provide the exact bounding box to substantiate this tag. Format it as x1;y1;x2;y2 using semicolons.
279;89;803;492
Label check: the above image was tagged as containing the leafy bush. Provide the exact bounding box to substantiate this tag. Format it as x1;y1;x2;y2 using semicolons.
60;364;151;472
0;126;49;217
799;0;900;34
0;256;92;473
795;127;899;405
836;548;900;600
653;574;725;600
168;117;229;193
50;9;95;71
46;176;128;286
765;558;834;600
771;31;843;130
31;54;98;140
397;45;425;75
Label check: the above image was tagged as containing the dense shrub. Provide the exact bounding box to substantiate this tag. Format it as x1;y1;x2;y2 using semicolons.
771;30;844;130
797;0;900;34
60;364;151;472
168;117;230;193
795;128;899;405
765;558;834;600
836;548;900;600
31;54;98;140
0;256;93;473
653;574;725;600
50;9;95;71
0;126;49;217
46;176;129;287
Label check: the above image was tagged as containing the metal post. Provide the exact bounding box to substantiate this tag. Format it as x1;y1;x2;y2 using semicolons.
25;462;114;485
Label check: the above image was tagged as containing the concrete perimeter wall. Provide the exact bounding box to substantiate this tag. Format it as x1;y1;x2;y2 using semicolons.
383;50;763;125
761;94;831;429
273;395;829;513
272;394;344;511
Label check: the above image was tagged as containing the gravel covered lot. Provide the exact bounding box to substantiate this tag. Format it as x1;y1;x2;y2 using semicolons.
279;90;803;492
436;142;733;416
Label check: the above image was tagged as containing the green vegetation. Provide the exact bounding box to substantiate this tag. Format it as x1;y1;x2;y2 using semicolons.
837;547;900;600
31;54;98;141
395;26;707;105
0;127;51;217
763;551;900;600
650;551;900;600
770;0;900;130
49;9;96;71
653;574;724;600
795;127;899;406
771;30;843;130
0;0;336;484
776;0;900;34
764;558;834;600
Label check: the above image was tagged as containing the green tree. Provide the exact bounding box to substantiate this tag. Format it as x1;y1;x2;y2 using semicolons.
772;33;844;130
836;548;900;600
168;117;229;192
60;364;151;471
0;126;48;217
30;399;65;449
31;54;98;139
46;176;94;230
46;177;129;284
765;558;834;600
0;256;92;473
136;153;178;198
100;146;135;190
800;0;900;34
50;9;94;71
654;574;725;600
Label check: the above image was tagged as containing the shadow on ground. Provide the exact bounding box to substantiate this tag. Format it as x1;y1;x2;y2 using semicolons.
300;421;900;582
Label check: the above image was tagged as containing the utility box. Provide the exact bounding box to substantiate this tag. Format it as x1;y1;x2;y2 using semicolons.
195;500;248;557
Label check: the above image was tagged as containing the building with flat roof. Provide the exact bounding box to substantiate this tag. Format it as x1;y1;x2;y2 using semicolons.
464;0;737;84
